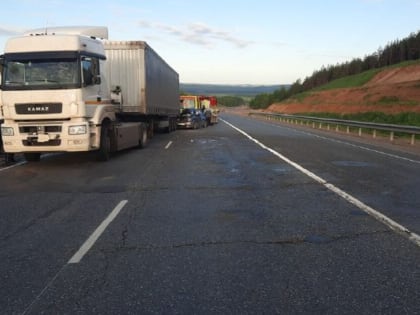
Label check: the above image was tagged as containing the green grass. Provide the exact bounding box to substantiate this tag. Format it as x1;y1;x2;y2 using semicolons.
314;59;420;92
387;59;420;69
315;69;381;91
286;92;312;103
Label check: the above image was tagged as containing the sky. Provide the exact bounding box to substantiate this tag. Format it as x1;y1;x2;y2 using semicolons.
0;0;419;85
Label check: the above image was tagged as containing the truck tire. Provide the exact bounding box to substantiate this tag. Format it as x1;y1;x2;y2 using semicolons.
97;121;111;161
24;153;41;162
138;125;148;149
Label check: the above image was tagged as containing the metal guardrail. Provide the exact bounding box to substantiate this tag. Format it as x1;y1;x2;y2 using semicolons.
249;112;420;145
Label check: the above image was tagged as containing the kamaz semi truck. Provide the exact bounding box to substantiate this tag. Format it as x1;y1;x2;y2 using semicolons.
0;26;179;161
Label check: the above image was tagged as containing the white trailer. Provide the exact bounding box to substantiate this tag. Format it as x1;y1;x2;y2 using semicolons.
0;26;179;161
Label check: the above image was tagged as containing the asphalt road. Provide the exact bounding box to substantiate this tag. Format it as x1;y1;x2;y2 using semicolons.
1;113;420;314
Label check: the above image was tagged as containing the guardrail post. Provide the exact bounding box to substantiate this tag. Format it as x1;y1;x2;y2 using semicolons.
358;128;362;137
390;131;394;142
411;134;415;145
346;126;350;134
373;130;377;139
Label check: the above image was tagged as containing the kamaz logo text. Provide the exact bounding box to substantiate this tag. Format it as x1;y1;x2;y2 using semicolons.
15;103;61;115
27;106;49;112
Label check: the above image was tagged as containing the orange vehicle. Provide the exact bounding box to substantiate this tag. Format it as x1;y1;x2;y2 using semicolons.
180;95;200;110
180;95;218;125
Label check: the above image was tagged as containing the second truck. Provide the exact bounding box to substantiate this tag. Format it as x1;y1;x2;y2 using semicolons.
0;26;179;161
180;95;218;125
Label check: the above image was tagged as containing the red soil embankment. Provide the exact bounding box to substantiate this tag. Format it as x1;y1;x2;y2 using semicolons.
268;64;420;114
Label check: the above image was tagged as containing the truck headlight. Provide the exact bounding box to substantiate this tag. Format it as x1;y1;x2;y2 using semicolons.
68;125;87;135
1;127;14;136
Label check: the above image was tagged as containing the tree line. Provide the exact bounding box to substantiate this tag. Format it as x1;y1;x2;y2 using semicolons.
250;30;420;109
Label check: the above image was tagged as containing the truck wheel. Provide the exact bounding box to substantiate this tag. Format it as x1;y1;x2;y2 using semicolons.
138;125;148;149
24;153;41;162
97;121;111;161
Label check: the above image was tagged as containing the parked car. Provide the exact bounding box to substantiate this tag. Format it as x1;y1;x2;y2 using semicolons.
177;108;207;129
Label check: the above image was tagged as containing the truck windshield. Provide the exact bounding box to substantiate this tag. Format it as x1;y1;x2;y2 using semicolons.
2;57;80;90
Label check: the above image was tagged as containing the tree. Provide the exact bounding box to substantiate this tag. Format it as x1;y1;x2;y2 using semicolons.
218;96;245;107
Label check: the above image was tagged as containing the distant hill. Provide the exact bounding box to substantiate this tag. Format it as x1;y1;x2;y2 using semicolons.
180;83;288;97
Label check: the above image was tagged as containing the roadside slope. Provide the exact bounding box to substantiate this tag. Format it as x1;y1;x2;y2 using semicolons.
268;64;420;114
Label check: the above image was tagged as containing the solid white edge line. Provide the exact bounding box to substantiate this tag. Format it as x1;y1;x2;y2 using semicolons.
165;141;173;149
0;161;26;171
68;200;128;264
221;118;420;248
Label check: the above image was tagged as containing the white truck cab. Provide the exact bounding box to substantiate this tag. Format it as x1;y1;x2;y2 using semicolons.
0;26;178;161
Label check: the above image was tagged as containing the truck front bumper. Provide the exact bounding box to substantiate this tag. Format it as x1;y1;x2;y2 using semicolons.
1;121;99;153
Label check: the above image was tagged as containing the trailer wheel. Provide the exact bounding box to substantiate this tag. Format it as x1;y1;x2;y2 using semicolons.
138;125;148;149
24;153;41;162
97;121;111;161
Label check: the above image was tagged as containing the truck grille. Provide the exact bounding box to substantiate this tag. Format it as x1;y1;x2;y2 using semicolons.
22;139;61;146
15;103;62;114
19;125;62;133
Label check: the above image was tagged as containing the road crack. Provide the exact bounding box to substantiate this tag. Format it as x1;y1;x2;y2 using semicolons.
98;229;390;253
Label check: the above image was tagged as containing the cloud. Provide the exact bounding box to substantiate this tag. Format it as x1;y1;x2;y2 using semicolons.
138;20;153;29
138;20;253;48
